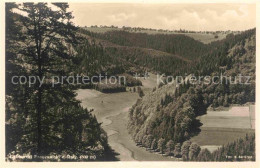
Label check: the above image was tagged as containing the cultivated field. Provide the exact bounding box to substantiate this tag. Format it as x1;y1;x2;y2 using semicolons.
190;105;255;152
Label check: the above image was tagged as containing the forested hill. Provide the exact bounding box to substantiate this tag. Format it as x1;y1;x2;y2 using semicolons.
84;30;209;61
191;29;256;76
127;29;255;156
77;30;193;76
79;28;255;76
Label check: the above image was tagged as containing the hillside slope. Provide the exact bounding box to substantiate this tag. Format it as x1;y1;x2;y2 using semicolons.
127;29;255;152
78;31;191;75
86;30;209;61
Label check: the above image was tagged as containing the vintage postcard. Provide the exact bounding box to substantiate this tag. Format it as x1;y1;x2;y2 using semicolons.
0;0;259;168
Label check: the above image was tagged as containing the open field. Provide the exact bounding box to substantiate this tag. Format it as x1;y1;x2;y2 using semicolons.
139;73;158;93
190;127;254;146
75;74;175;161
190;105;255;152
198;106;255;129
76;88;139;160
83;27;228;44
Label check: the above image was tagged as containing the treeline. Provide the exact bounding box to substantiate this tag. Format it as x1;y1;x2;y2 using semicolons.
146;133;255;161
5;3;117;161
195;134;255;161
84;25;239;35
96;79;126;93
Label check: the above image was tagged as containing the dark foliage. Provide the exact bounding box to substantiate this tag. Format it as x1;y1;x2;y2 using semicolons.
5;3;116;161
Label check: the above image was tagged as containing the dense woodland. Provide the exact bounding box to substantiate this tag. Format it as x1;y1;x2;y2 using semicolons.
86;30;210;60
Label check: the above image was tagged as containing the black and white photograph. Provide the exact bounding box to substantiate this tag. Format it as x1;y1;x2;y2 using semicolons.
1;0;259;167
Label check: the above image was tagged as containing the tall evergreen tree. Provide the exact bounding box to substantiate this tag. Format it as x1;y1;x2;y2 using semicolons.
17;2;79;155
5;3;115;161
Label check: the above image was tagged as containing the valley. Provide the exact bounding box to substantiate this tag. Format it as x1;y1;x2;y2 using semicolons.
76;74;176;160
5;2;256;162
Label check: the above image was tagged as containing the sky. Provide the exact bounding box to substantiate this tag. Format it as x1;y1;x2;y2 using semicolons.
68;3;255;31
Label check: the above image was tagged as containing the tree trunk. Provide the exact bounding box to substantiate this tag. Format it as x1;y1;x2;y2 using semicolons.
36;57;42;154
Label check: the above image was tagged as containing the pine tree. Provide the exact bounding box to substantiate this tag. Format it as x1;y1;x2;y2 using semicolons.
158;138;166;154
16;2;80;155
151;139;158;151
181;140;191;160
188;143;201;161
166;140;174;156
145;134;154;149
173;143;182;158
5;3;114;160
197;148;212;161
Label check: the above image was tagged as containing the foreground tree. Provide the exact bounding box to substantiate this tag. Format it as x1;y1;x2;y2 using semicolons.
18;2;79;155
6;2;115;161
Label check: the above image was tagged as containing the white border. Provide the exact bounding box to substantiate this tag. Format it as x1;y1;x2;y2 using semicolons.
0;0;259;168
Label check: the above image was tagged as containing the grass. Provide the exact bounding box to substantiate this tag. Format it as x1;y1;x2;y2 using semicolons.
190;105;255;151
198;106;254;129
190;127;254;146
198;115;251;129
